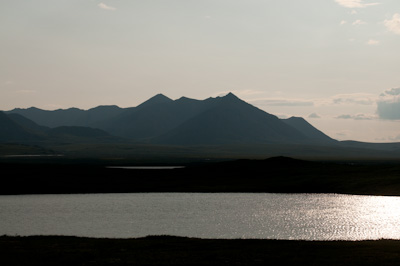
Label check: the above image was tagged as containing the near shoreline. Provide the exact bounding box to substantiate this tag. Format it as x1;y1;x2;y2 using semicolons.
1;235;400;266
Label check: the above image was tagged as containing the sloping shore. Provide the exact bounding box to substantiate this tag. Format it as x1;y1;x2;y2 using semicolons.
1;235;400;266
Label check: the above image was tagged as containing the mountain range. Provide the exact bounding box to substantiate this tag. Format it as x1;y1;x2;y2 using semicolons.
1;93;400;159
2;93;333;144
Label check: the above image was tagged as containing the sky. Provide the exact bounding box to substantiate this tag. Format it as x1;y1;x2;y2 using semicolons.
1;0;400;142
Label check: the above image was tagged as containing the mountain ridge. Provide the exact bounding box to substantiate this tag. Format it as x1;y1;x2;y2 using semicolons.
2;93;400;159
1;93;342;146
5;92;399;157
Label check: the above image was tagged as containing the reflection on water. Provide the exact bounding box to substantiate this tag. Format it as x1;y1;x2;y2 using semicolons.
0;193;399;240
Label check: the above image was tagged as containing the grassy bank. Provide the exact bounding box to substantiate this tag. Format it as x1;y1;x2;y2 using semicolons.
1;235;400;265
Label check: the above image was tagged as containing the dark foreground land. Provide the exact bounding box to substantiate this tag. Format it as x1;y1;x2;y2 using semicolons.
1;156;400;195
1;235;400;266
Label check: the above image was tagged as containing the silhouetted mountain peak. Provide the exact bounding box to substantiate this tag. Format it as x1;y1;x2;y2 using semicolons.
137;93;173;108
225;92;238;98
213;92;244;105
218;92;240;100
148;93;172;103
176;96;192;102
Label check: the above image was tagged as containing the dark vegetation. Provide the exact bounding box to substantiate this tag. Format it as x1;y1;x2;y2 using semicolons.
1;156;399;195
1;235;400;266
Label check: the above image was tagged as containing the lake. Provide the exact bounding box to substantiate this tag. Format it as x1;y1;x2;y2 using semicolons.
1;193;399;240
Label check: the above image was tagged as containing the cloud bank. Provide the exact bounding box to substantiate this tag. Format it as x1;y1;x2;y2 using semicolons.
331;93;376;105
336;114;374;120
335;0;380;8
250;98;314;107
384;88;400;96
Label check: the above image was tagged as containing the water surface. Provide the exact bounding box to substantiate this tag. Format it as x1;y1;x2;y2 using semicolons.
1;193;399;240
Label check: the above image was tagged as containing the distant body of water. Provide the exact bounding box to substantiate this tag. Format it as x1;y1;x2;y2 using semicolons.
1;193;399;240
107;166;185;170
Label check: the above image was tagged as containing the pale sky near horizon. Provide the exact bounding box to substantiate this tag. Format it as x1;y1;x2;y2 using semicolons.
1;0;400;142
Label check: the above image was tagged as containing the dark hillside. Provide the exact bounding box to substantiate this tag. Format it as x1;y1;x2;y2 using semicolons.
8;113;49;133
0;112;43;142
282;116;336;144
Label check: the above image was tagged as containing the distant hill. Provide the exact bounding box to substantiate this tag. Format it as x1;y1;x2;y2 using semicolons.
0;112;43;142
7;113;49;134
0;112;119;144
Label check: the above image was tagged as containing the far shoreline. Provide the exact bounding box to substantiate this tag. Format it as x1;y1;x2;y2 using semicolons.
1;156;400;196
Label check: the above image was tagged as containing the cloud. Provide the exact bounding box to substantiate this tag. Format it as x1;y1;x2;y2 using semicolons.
250;98;314;107
308;113;321;119
331;93;376;105
336;114;374;120
384;14;400;35
352;19;367;26
247;93;376;109
377;88;400;120
98;3;116;11
340;20;348;25
335;0;380;8
367;39;380;45
336;114;353;119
